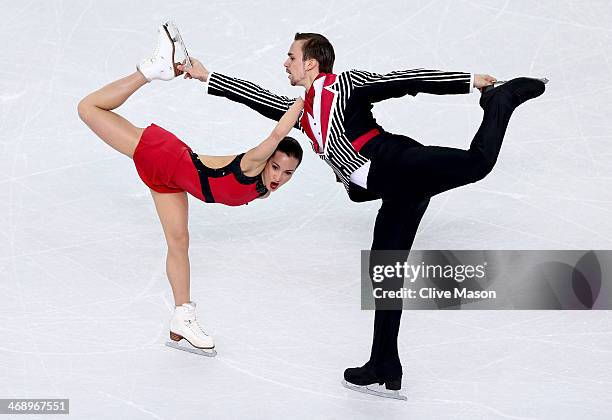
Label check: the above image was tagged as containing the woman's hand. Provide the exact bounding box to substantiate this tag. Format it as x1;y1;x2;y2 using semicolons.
474;74;497;92
177;57;210;82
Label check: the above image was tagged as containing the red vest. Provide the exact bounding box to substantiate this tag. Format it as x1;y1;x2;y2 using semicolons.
301;73;337;154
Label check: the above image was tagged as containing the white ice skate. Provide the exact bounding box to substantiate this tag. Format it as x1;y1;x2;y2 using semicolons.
342;379;407;401
137;22;191;81
165;302;217;357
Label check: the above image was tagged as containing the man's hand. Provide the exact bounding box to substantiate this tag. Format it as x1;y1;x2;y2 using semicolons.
177;57;210;82
474;74;497;92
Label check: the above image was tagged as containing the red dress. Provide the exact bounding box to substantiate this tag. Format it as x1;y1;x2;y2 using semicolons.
133;124;267;206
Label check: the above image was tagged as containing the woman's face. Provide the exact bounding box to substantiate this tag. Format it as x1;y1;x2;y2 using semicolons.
262;151;299;192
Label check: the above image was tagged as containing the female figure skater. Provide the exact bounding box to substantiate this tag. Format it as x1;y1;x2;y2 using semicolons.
77;24;304;356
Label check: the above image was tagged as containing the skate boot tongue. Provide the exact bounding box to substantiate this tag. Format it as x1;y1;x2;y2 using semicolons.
176;302;197;318
170;302;193;322
178;302;209;334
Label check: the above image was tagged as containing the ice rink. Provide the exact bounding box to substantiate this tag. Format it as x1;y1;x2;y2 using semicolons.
2;0;612;418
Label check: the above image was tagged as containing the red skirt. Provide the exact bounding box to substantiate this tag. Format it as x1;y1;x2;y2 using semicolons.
132;124;204;200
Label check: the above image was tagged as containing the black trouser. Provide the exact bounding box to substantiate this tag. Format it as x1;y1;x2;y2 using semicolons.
357;90;516;380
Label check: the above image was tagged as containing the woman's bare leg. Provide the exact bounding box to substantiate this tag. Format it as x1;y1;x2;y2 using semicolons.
77;72;148;158
150;189;191;306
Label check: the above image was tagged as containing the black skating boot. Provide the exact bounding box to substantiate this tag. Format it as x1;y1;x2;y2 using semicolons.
342;364;406;400
480;77;548;109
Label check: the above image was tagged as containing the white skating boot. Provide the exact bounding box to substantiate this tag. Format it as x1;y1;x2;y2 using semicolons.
137;22;190;81
165;301;217;357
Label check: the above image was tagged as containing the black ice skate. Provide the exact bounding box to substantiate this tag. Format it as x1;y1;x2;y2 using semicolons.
342;365;407;401
480;77;548;108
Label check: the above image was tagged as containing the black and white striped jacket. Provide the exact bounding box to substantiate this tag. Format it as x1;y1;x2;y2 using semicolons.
206;68;472;201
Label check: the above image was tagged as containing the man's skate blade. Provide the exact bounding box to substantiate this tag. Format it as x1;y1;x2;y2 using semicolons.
165;340;217;357
484;77;549;93
341;380;407;401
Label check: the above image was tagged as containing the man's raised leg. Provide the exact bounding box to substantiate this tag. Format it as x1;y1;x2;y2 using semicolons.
367;77;546;200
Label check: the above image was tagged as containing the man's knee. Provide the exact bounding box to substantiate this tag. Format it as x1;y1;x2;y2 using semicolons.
469;153;497;183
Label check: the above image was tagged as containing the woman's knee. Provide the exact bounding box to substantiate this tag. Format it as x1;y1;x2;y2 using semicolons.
77;99;90;122
167;231;190;252
77;98;98;124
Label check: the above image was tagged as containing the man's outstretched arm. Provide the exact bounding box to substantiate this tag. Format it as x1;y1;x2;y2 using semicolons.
349;69;496;103
178;58;301;128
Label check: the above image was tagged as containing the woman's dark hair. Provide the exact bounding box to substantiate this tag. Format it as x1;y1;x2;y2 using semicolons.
294;33;335;73
274;136;303;166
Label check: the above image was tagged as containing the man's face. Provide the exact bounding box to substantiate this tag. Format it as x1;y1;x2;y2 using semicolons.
284;40;309;87
262;151;299;192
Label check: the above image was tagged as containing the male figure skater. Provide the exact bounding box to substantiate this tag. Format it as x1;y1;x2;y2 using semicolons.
179;33;546;399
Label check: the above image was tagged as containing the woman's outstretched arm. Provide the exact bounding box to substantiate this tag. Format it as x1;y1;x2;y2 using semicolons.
243;98;304;167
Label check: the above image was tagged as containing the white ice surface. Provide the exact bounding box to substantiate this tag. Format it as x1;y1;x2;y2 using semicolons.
1;1;612;419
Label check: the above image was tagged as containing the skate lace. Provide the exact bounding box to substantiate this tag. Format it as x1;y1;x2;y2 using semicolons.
185;317;209;336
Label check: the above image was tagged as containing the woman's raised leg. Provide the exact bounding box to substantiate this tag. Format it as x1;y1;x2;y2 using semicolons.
150;189;191;306
77;71;148;158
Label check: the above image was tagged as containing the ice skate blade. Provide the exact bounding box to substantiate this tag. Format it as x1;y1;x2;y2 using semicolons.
483;77;549;93
164;20;192;69
341;379;407;401
165;340;217;357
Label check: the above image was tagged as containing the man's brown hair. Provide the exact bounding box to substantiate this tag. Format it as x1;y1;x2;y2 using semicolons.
294;33;335;73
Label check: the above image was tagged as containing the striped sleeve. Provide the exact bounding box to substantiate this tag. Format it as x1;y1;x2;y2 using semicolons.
207;72;301;128
349;68;471;102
